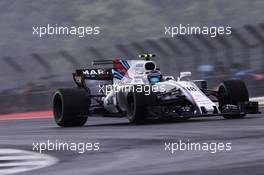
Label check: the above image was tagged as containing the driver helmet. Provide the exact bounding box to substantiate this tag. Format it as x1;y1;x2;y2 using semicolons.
147;70;162;84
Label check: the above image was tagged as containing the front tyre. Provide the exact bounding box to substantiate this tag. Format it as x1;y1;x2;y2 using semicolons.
53;88;91;127
127;86;156;124
218;79;249;119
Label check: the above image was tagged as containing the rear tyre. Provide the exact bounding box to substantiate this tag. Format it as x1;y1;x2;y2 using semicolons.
126;86;156;124
218;79;249;119
53;88;91;127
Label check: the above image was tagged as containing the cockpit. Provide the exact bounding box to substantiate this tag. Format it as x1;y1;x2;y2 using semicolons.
134;61;163;84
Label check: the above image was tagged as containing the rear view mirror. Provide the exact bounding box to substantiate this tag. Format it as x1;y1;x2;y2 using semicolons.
178;72;192;81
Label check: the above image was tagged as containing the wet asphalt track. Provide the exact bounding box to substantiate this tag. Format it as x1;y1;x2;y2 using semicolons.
0;109;264;175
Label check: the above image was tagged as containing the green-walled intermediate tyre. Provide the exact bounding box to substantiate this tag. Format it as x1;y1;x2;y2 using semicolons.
218;79;249;119
53;88;91;127
126;86;157;124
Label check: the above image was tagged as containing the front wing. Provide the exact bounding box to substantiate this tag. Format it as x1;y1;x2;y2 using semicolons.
147;101;260;118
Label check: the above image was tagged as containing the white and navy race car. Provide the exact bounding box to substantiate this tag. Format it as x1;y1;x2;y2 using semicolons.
53;54;260;127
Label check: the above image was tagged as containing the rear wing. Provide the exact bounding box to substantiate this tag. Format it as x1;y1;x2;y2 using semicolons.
72;68;112;90
92;59;131;81
92;60;113;66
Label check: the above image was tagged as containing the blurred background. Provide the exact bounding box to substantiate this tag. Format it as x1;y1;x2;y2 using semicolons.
0;0;263;114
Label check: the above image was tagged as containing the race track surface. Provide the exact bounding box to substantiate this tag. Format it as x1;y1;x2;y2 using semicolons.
0;109;264;175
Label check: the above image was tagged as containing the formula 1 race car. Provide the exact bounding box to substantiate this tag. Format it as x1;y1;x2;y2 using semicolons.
53;54;260;127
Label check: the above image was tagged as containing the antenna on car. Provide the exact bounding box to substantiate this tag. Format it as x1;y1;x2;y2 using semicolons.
139;53;156;61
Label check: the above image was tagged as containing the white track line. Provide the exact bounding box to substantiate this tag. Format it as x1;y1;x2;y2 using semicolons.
0;149;58;175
